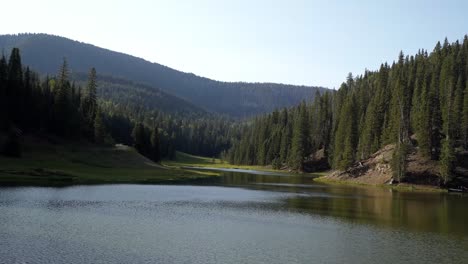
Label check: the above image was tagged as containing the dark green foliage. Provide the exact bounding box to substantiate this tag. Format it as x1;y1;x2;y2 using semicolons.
150;127;161;162
94;109;106;144
391;143;409;182
462;82;468;149
440;137;455;185
272;157;282;170
439;70;457;185
0;49;110;148
289;102;309;171
132;123;149;156
81;67;98;139
6;48;22;126
413;67;432;157
333;94;358;170
227;36;468;185
53;59;71;136
0;47;233;162
0;54;7;129
74;73;206;117
452;76;464;139
2;127;22;157
279;125;291;164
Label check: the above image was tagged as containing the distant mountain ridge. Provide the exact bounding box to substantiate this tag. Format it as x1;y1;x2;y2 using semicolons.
72;73;207;117
0;33;328;117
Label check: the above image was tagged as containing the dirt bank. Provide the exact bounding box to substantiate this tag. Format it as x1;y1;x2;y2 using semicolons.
322;143;468;189
324;145;394;185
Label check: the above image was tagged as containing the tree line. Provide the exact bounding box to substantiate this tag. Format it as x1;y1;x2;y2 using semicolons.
227;36;468;185
0;48;113;154
0;48;239;162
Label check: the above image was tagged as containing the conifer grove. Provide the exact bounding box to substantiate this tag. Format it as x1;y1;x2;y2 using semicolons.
226;37;468;185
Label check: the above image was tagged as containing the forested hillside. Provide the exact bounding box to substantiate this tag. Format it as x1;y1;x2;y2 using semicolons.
227;37;468;186
4;34;467;188
0;33;327;117
72;73;206;117
0;48;240;162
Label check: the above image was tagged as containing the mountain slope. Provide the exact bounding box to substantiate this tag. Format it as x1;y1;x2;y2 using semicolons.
73;73;206;117
0;33;328;117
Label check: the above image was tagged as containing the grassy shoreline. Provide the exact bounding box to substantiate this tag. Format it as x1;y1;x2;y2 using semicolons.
0;145;447;193
162;152;327;177
162;152;279;172
0;143;220;186
164;153;443;192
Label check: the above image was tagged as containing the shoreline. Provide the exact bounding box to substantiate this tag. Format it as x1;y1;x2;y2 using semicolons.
314;176;447;193
0;168;221;187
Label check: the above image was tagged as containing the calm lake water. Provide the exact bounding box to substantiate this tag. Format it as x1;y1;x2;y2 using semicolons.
1;169;467;264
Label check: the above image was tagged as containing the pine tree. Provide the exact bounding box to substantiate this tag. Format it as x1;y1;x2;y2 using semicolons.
463;83;468;149
279;126;291;163
22;67;33;129
440;75;456;185
150;126;161;162
168;132;177;160
288;102;308;171
320;92;333;159
256;118;269;166
132;123;146;155
427;43;444;160
86;68;97;107
439;55;455;132
453;76;464;139
289;115;305;171
429;66;443;159
415;70;432;157
440;137;455;185
94;109;106;144
358;95;379;159
333;94;357;170
390;52;412;181
7;48;23;126
53;58;71;136
81;68;98;139
0;54;7;129
391;142;409;182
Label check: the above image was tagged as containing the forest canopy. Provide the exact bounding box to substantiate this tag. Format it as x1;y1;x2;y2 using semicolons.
226;36;468;186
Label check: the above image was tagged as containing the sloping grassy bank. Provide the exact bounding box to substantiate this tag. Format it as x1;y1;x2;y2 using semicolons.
163;151;328;177
162;151;275;171
163;151;281;172
0;139;218;186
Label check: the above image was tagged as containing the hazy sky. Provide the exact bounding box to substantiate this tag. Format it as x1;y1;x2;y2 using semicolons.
1;0;468;88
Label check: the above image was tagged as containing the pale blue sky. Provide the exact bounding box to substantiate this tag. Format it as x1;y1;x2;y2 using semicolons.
1;0;467;88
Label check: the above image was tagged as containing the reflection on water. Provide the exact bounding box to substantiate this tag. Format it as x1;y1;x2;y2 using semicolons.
211;170;468;236
0;169;467;264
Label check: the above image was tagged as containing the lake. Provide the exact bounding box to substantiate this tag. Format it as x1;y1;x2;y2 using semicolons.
1;169;467;264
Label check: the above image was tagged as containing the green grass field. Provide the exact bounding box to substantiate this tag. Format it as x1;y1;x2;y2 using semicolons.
163;151;282;172
162;151;328;178
0;140;219;186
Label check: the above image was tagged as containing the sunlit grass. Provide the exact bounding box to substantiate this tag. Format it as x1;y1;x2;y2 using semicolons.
163;151;279;171
0;142;218;186
163;151;325;177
